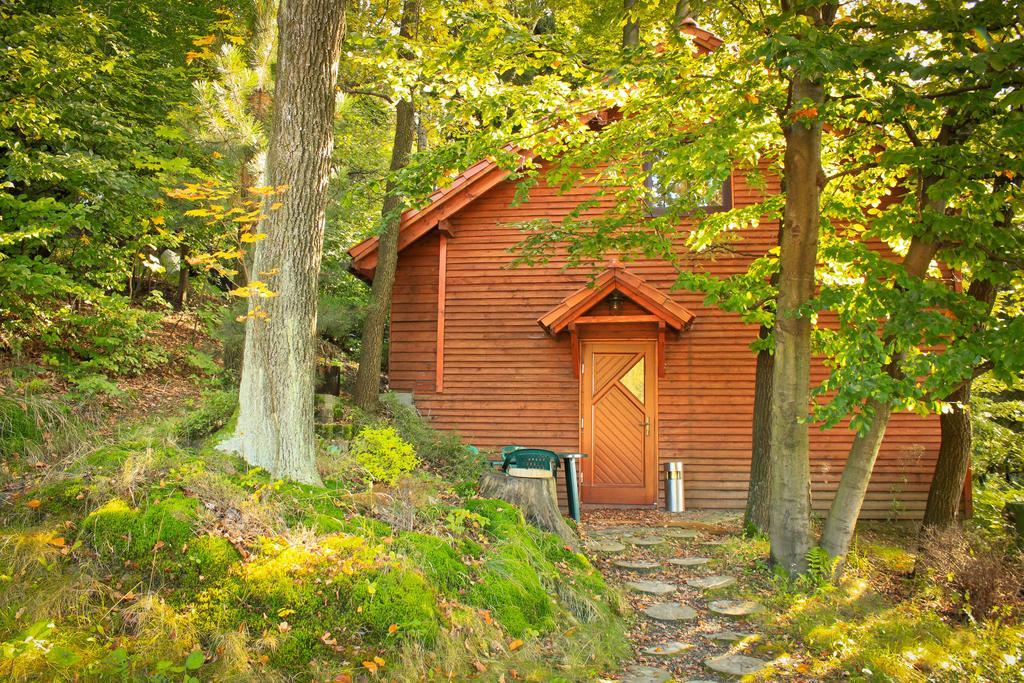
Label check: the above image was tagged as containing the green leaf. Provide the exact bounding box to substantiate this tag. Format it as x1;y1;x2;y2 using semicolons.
46;646;82;667
184;649;205;671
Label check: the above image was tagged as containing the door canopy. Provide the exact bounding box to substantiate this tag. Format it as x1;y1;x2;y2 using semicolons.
538;264;696;335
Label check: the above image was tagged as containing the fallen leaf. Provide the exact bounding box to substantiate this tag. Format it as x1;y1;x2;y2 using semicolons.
474;661;486;672
509;639;524;651
388;624;398;634
373;656;385;667
26;499;41;509
153;540;166;551
362;660;378;673
48;537;66;548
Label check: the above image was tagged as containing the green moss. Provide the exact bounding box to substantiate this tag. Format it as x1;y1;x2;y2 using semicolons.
176;390;237;446
178;535;240;589
468;542;556;637
80;495;198;563
28;478;88;516
462;498;526;539
352;566;441;643
393;532;469;596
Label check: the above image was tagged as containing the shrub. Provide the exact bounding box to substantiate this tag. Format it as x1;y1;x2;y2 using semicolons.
918;525;1024;621
379;393;483;484
349;426;418;486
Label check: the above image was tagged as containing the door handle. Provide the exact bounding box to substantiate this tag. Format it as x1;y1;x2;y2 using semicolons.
641;418;650;436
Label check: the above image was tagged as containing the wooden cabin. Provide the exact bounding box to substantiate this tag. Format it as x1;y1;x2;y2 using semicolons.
347;146;944;520
348;25;943;519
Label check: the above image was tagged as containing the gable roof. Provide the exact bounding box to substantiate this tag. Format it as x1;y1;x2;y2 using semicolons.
347;20;723;281
538;264;696;334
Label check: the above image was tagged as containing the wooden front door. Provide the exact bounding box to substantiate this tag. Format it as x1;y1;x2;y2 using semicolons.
580;341;657;504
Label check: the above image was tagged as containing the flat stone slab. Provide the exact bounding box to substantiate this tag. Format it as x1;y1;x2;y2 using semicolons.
662;528;700;539
703;630;756;643
622;535;667;546
686;575;736;590
708;599;762;617
621;665;673;683
641;641;693;656
626;580;677;595
642;602;698;622
613;560;661;572
588;540;627;553
668;556;711;567
704;654;770;677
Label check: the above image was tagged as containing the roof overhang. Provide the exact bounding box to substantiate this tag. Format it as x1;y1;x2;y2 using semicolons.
538;264;696;335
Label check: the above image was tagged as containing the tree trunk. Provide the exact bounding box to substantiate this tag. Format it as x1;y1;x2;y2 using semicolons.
622;0;639;47
478;469;579;550
922;382;973;528
353;0;420;412
174;246;189;311
768;73;825;576
225;0;347;485
922;278;996;529
818;237;938;562
744;324;774;534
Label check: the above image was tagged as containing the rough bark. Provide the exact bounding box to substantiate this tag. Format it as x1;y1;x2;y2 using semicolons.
478;469;580;550
922;278;997;529
225;0;347;485
768;72;825;575
744;324;774;534
353;0;420;412
622;0;639;47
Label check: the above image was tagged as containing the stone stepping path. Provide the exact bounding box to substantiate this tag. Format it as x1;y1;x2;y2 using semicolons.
703;630;756;643
623;535;667;546
582;515;773;681
704;653;770;677
641;641;693;656
662;528;700;539
588;540;627;553
642;601;699;622
686;575;736;590
620;665;673;683
613;559;661;572
626;580;677;596
708;599;762;617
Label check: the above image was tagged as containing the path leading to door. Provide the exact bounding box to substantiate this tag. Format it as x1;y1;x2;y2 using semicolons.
581;509;774;682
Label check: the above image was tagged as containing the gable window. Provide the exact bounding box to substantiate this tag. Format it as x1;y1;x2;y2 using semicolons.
644;157;731;216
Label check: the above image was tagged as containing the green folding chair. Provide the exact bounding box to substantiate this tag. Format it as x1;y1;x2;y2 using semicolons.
502;447;560;476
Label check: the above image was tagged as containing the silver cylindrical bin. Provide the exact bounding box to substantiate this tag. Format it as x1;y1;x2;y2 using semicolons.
665;461;685;512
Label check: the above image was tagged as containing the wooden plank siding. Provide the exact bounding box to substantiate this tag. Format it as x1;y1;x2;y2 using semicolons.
385;162;940;520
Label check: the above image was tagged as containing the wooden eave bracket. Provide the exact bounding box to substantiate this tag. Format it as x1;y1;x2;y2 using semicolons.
540;266;694;379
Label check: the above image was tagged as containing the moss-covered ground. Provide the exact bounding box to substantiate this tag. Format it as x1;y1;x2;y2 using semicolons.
0;391;629;681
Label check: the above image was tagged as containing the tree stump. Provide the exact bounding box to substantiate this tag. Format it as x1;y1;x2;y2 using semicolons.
478;469;580;551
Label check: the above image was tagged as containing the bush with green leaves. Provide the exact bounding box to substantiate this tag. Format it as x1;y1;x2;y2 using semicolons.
349;426;419;486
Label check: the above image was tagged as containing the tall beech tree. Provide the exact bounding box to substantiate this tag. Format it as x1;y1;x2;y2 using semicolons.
229;0;347;484
353;0;421;412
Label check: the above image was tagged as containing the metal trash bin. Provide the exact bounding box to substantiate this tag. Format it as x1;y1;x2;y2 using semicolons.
665;461;685;512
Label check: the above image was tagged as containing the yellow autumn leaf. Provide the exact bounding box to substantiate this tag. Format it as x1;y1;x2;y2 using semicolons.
226;34;246;45
387;624;398;634
151;215;165;225
26;499;41;509
192;35;216;47
184;208;214;217
48;537;66;548
362;661;378;673
373;656;385;667
229;287;250;297
509;639;524;651
240;232;268;243
269;202;283;211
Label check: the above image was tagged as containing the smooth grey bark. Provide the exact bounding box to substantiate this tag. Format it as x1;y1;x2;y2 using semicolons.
745;324;774;534
923;278;997;529
227;0;347;485
353;0;420;412
768;55;838;573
